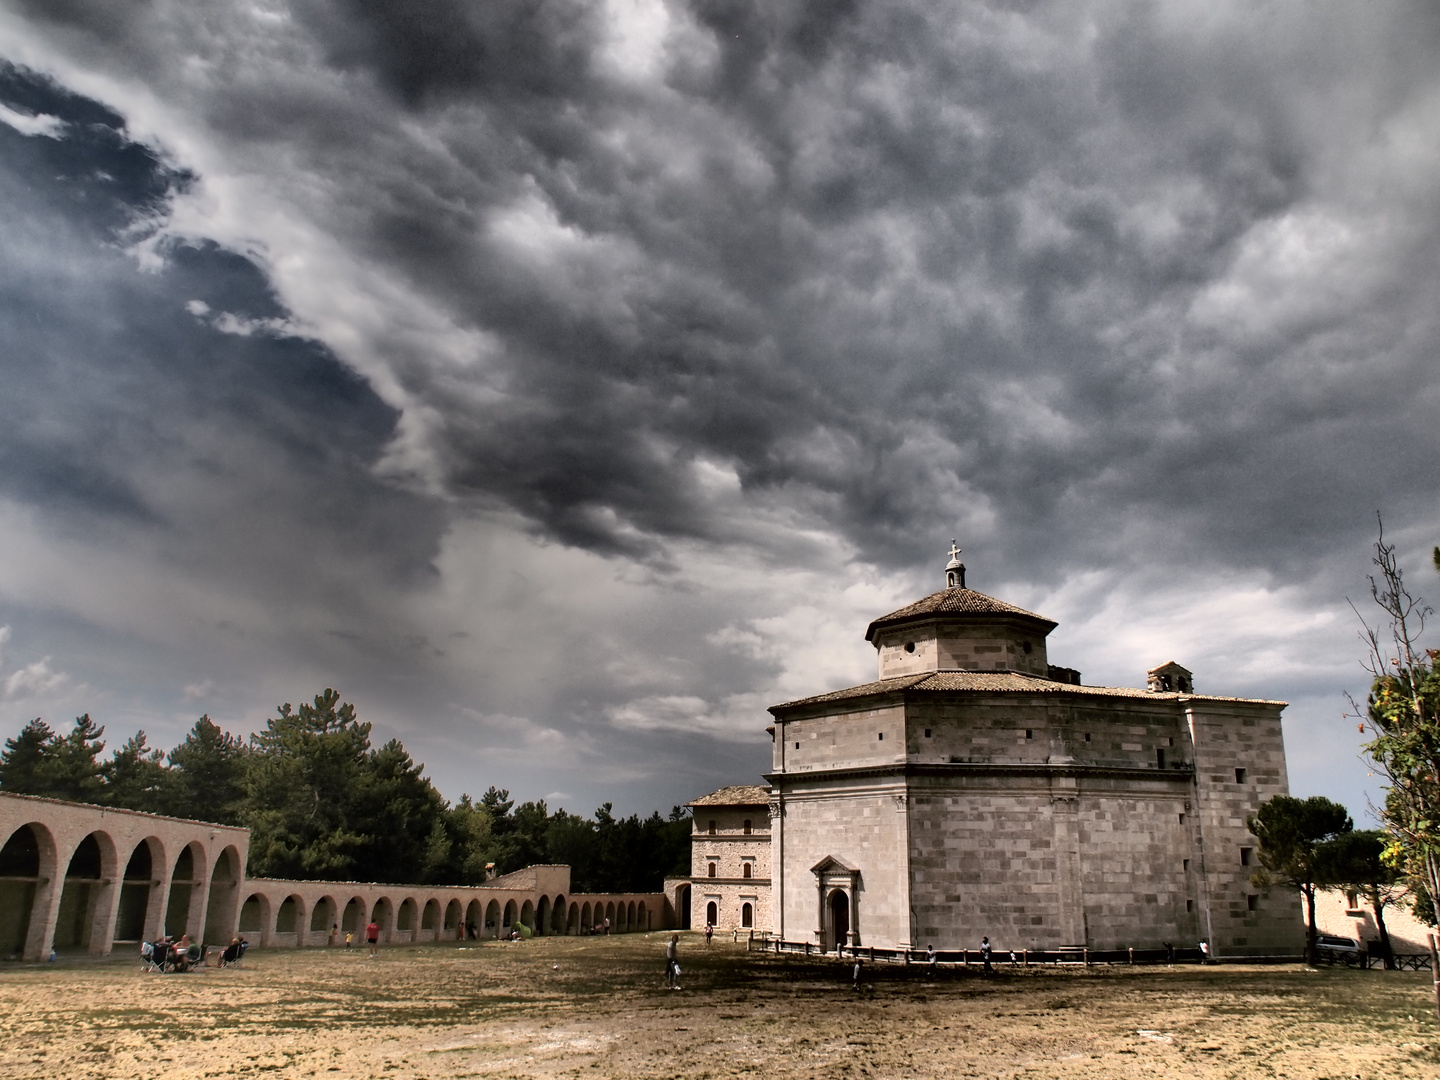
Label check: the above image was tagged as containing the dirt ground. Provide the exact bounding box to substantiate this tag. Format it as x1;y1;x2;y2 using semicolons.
2;934;1439;1080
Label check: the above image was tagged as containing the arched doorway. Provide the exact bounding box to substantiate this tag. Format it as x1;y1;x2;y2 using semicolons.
536;896;549;935
165;844;203;938
205;847;242;944
277;895;304;938
0;824;45;958
56;832;114;953
342;897;365;934
311;896;338;942
827;889;850;953
520;899;534;931
742;902;753;928
465;899;482;939
484;899;500;938
444;899;461;936
551;895;566;934
422;899;440;933
677;885;690;930
705;900;717;928
114;840;155;943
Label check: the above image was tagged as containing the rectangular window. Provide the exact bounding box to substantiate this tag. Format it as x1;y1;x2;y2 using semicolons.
1179;813;1186;825
1025;729;1033;740
1346;891;1359;909
1247;894;1258;911
924;728;931;738
1084;733;1091;742
1235;767;1247;784
795;742;800;750
1186;899;1194;913
1168;736;1175;746
877;732;884;741
1157;748;1166;768
1183;859;1189;872
1240;847;1253;866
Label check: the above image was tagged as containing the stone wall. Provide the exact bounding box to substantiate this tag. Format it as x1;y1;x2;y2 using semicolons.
690;803;770;931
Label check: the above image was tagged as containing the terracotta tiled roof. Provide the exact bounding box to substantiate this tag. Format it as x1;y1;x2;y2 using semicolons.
687;784;771;807
864;587;1057;641
770;670;1284;711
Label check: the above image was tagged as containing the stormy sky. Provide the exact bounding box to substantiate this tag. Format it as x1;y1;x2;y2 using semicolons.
1;0;1437;821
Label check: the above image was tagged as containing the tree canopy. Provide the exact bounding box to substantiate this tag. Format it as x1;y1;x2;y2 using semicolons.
0;690;691;891
1247;794;1352;963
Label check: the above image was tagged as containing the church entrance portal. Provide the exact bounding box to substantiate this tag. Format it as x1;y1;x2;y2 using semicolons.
827;889;850;953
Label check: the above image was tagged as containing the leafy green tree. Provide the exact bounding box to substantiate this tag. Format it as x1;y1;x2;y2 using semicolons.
244;690;375;879
1247;794;1352;964
0;718;55;794
102;731;170;813
44;714;106;803
1318;829;1406;968
165;716;248;825
1353;528;1440;934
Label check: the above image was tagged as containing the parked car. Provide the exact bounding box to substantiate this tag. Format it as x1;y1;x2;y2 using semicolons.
1315;935;1363;962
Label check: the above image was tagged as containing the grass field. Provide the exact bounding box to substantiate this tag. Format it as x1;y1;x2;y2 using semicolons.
2;933;1438;1079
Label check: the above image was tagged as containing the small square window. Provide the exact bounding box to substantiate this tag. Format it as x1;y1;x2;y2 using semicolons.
1025;729;1033;740
1247;894;1258;911
924;728;931;738
1235;767;1247;784
1240;847;1253;866
1084;733;1091;742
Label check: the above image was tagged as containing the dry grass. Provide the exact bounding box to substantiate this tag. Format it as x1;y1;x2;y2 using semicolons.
2;933;1438;1078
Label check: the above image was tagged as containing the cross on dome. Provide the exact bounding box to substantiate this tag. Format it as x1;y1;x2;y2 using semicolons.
944;539;966;589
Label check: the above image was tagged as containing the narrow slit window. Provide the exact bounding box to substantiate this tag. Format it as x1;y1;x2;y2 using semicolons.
1247;894;1258;911
1157;748;1166;768
1240;847;1253;866
877;732;884;741
1235;767;1247;784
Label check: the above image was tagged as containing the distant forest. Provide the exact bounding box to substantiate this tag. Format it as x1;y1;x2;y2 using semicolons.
0;689;691;893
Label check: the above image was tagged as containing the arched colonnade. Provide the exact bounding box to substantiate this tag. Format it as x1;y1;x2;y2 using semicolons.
2;794;667;960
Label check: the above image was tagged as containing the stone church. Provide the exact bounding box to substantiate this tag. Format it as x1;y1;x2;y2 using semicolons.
699;544;1302;958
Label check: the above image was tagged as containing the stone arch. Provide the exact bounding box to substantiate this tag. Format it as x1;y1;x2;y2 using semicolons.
502;899;517;933
204;845;243;945
444;899;462;935
677;884;691;930
465;899;482;939
341;896;365;933
535;896;548;935
551;895;566;934
238;892;270;937
604;901;615;930
637;901;649;931
580;902;592;932
114;837;162;944
370;897;394;939
626;900;636;931
276;894;305;938
56;830;119;954
421;898;440;932
705;900;717;928
0;821;57;961
311;895;338;941
742;902;753;928
567;901;580;935
165;841;206;938
397;898;418;934
520;899;534;932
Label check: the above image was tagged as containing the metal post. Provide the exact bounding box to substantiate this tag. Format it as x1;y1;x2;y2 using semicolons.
1023;949;1028;967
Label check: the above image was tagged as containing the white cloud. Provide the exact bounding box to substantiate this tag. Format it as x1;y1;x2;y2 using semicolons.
3;656;67;700
0;101;64;138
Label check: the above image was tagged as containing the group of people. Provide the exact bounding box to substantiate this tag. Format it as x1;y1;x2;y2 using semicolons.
142;933;248;972
327;921;383;955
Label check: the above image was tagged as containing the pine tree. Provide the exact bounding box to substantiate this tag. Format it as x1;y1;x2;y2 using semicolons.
103;731;170;813
0;718;55;794
166;715;247;824
44;714;106;803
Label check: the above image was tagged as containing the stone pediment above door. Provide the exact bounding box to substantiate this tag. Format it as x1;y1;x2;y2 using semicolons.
809;854;857;875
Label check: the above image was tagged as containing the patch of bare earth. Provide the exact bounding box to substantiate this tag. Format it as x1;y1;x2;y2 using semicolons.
2;936;1437;1078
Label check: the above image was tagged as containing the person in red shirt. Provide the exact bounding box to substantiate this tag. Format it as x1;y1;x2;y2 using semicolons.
366;921;380;958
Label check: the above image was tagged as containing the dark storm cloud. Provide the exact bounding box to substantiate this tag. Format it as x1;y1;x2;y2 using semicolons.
2;2;1439;818
0;62;442;602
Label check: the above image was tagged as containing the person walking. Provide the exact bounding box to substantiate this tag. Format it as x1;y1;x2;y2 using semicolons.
981;936;993;974
328;923;338;948
704;923;713;947
665;934;681;989
366;920;380;958
926;944;937;979
852;956;864;992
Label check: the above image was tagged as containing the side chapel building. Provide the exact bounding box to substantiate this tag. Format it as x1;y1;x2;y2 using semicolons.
693;544;1303;958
